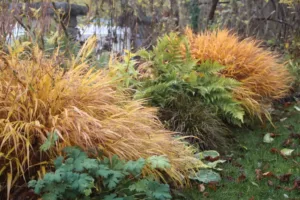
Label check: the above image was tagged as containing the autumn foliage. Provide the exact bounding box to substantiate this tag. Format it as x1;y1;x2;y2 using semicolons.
0;39;203;196
184;28;293;120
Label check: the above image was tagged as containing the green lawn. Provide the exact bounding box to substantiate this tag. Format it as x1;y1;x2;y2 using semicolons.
176;102;300;200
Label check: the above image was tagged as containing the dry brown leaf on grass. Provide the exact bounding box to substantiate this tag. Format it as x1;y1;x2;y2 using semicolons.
279;173;292;183
255;169;262;180
237;173;246;183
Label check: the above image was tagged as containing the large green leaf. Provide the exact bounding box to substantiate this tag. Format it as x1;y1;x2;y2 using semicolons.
147;156;171;169
190;169;221;183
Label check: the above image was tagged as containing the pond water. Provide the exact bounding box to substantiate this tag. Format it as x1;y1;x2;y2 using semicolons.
8;22;131;54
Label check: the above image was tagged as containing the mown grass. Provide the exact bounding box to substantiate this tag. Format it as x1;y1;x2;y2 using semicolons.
176;102;300;200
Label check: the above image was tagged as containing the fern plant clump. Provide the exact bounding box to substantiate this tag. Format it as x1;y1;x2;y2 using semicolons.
184;28;293;121
130;33;245;124
110;33;243;149
0;38;204;197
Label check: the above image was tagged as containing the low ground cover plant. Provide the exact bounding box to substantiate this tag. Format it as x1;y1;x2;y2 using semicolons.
29;147;172;200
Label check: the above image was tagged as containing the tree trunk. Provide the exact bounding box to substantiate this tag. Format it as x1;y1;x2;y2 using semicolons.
207;0;219;24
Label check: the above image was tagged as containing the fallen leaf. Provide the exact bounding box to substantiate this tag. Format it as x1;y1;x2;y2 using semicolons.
290;133;300;139
282;139;293;147
279;173;292;183
269;133;280;137
280;148;294;156
225;156;233;162
249;196;255;200
232;161;243;168
276;185;282;190
237;174;246;183
262;172;275;178
204;156;220;162
280;117;287;122
190;169;221;183
268;180;274;186
275;179;300;191
294;105;300;111
293;179;300;190
255;169;262;180
287;125;294;130
270;148;279;154
226;176;234;182
198;184;205;192
207;182;217;191
284;102;292;107
263;133;274;143
203;192;209;197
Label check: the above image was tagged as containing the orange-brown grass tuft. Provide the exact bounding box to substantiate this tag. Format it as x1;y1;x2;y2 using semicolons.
0;40;203;196
184;28;293;120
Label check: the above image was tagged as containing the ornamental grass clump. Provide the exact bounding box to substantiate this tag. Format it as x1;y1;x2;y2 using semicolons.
0;38;203;197
184;28;293;121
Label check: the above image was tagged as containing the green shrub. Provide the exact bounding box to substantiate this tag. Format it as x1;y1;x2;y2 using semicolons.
28;147;172;200
110;33;244;149
129;33;244;124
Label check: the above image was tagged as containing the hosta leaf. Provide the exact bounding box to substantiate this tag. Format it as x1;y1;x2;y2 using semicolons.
190;169;221;183
206;160;226;168
195;150;220;159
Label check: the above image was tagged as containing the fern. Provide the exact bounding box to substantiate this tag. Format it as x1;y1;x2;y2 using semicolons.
109;32;246;149
133;33;245;124
28;147;172;200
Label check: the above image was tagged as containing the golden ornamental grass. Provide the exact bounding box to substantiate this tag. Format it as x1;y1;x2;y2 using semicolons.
184;28;293;120
0;39;203;195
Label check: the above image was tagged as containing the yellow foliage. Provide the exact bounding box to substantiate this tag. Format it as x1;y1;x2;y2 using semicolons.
279;0;300;5
184;28;293;120
0;39;203;195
